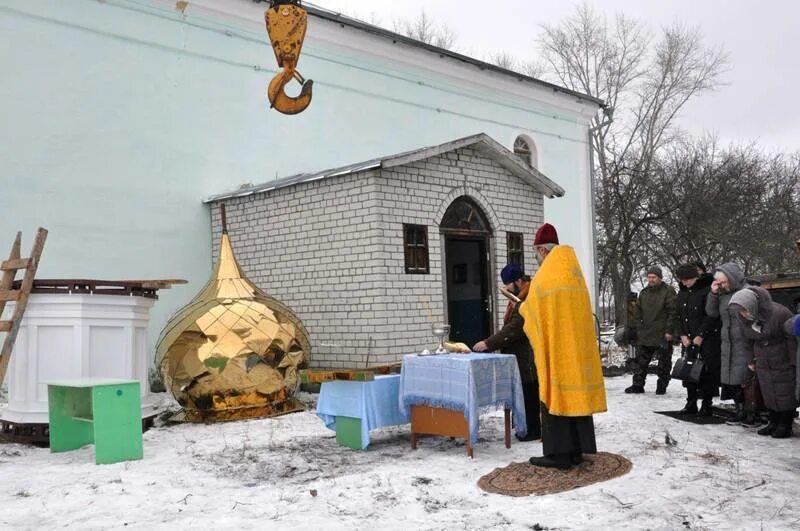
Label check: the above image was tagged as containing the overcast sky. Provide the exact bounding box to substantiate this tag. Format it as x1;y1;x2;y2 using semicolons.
308;0;800;152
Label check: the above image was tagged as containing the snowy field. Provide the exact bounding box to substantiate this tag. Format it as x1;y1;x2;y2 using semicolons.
2;376;799;530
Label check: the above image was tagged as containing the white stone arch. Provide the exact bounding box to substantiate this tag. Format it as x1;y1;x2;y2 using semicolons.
432;186;501;233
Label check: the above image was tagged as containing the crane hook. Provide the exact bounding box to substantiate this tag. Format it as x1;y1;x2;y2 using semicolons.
267;69;314;115
265;0;314;115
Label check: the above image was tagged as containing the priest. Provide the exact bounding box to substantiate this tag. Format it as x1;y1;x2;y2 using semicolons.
520;223;607;470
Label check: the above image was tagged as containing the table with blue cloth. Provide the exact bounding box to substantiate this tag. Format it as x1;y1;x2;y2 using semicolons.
316;374;410;450
399;353;526;458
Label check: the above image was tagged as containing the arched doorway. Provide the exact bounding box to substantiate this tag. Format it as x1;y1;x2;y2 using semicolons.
440;197;493;347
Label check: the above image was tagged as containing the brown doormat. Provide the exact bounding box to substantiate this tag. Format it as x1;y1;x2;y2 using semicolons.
477;452;633;496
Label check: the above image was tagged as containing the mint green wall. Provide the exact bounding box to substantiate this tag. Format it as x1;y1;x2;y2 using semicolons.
0;0;592;365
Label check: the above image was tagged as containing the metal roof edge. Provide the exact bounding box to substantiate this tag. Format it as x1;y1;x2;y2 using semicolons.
301;4;605;109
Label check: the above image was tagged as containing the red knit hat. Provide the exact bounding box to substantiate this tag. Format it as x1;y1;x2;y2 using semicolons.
534;223;559;246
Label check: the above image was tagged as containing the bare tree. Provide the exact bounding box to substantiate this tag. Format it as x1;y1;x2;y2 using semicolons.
536;3;728;323
486;53;550;79
350;11;383;27
488;51;518;71
520;60;547;79
643;138;800;276
394;9;456;50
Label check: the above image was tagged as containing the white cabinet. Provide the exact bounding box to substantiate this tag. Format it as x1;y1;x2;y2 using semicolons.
1;294;159;424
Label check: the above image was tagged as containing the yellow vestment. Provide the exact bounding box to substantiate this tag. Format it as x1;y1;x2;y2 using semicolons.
520;245;607;416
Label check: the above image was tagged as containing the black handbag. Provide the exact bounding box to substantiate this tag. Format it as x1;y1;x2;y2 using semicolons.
671;345;705;384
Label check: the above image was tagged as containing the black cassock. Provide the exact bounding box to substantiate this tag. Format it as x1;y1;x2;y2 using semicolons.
540;403;597;456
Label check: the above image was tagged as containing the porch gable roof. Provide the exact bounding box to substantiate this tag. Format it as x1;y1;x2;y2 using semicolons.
205;133;566;203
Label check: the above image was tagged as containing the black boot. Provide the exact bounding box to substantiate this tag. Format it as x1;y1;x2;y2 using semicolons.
570;451;584;465
725;403;746;425
516;431;541;442
740;410;763;427
757;411;779;436
680;387;698;414
771;411;794;439
655;380;668;395
625;384;645;394
529;454;572;470
697;399;713;417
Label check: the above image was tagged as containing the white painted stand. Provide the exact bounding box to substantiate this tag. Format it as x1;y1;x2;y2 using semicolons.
0;294;159;424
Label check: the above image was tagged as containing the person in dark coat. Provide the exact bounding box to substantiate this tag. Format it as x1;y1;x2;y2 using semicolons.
473;263;540;441
625;266;677;394
706;262;753;422
729;287;797;438
674;263;721;416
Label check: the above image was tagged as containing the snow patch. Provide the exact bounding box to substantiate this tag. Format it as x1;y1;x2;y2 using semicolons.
1;377;798;529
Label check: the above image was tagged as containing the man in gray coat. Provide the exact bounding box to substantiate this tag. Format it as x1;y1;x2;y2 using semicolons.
705;262;753;423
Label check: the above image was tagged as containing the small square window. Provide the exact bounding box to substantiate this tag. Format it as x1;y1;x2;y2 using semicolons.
507;232;524;268
403;224;429;274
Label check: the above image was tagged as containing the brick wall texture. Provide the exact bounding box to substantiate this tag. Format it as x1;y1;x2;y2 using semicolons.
210;146;544;368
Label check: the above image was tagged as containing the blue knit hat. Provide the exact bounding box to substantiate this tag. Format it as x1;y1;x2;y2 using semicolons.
500;264;524;284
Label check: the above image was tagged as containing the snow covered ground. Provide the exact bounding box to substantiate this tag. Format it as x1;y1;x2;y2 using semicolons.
2;376;799;530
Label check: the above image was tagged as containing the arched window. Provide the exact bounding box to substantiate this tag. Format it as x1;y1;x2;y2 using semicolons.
513;135;537;169
440;197;491;234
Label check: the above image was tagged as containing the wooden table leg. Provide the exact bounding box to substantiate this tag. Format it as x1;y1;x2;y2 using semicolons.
504;407;511;449
411;432;417;450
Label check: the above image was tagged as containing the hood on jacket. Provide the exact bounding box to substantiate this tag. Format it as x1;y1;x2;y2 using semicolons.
730;288;759;317
714;262;746;292
730;286;775;322
749;286;774;320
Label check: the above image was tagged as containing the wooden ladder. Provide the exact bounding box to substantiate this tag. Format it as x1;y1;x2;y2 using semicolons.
0;228;48;385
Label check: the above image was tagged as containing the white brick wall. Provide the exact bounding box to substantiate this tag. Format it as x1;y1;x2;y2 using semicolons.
210;147;543;368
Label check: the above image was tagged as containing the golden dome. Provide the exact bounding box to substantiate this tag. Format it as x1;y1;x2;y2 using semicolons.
157;231;310;422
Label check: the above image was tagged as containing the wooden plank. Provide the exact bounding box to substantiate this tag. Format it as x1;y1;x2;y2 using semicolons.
370;363;403;374
0;321;11;332
299;363;402;384
758;278;800;290
0;258;29;271
300;369;375;384
504;408;511;449
131;279;188;288
410;405;473;458
12;278;186;293
0;290;21;302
